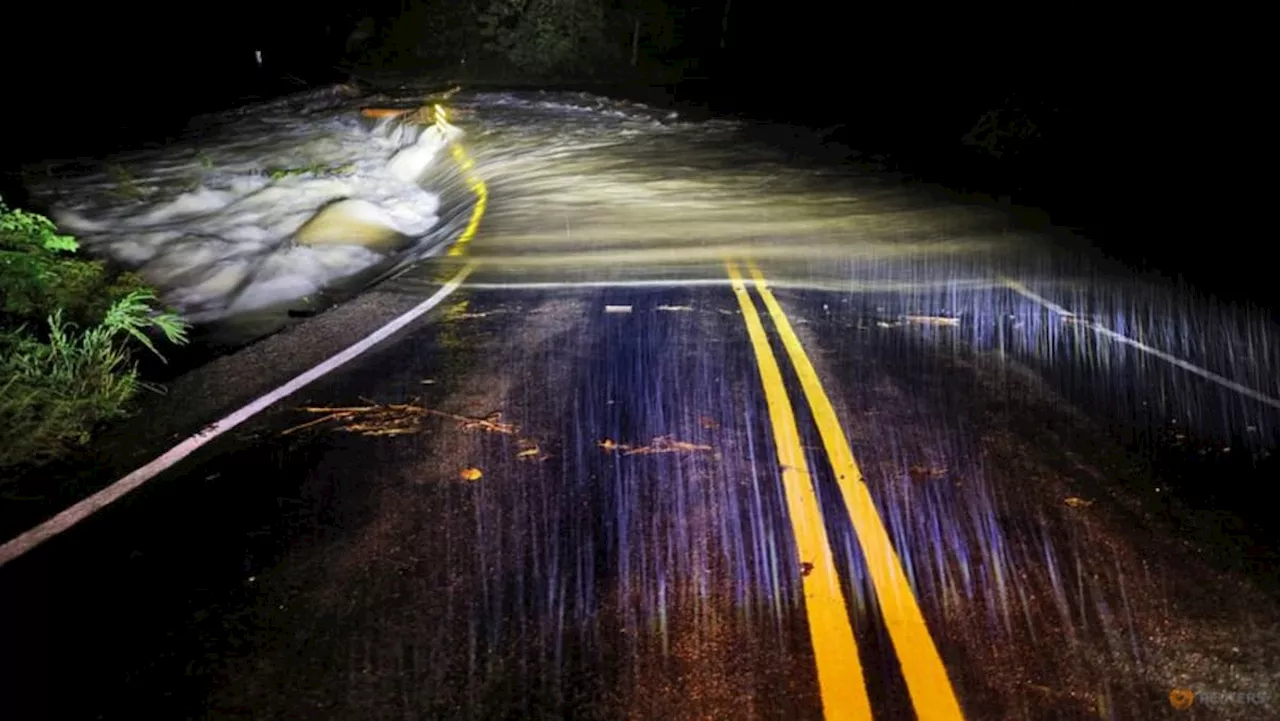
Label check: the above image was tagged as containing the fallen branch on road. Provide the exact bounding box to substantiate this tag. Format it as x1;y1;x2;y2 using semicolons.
599;435;713;456
282;399;518;437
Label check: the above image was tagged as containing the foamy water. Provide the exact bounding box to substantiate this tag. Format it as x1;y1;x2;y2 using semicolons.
21;84;1280;445
24;86;729;326
30;86;462;323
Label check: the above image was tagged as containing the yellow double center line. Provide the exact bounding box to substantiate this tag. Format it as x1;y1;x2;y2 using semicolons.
726;261;964;721
432;103;488;258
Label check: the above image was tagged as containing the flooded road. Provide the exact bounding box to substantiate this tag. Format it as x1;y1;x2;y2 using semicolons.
3;85;1278;719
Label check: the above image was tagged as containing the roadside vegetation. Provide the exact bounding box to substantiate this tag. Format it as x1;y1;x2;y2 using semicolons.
0;197;189;470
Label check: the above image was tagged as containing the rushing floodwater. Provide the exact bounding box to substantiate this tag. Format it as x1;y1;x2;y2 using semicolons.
28;85;458;324
23;83;1280;448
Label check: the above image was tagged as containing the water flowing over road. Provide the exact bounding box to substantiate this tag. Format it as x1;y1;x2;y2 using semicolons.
4;83;1278;720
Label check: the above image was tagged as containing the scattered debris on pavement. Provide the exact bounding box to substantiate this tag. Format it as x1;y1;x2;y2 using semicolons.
282;399;517;437
459;411;516;434
873;314;961;329
516;438;548;461
908;464;948;482
282;398;555;464
905;314;961;326
598;436;713;455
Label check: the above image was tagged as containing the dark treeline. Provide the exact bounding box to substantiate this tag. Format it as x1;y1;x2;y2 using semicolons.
2;4;1267;305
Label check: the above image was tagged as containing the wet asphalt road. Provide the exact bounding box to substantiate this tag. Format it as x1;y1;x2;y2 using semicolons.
3;88;1280;720
3;261;1279;720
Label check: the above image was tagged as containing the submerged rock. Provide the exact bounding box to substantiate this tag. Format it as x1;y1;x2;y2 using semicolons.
293;198;414;252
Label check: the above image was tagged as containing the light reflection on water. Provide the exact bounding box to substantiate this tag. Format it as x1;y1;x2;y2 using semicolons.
26;84;1280;447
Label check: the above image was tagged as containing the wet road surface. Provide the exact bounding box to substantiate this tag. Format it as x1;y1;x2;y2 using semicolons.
3;88;1279;720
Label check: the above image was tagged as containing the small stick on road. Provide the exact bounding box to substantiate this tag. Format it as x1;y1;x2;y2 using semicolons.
282;400;518;437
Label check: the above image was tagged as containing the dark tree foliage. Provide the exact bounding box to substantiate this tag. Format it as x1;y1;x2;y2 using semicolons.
342;0;692;78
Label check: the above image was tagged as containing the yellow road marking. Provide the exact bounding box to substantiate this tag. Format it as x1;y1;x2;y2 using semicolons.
747;261;964;721
440;110;487;257
726;261;873;721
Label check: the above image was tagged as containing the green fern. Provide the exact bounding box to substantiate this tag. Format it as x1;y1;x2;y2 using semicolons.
101;289;189;361
1;200;191;469
1;311;139;466
0;198;78;252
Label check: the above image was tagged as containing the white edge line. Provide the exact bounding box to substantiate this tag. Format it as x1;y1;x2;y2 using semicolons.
0;263;475;567
1001;277;1074;316
458;278;1004;292
1003;276;1280;411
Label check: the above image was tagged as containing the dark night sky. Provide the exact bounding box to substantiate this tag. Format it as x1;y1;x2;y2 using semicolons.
3;5;1224;121
9;5;1117;99
3;3;1261;210
0;3;1267;297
